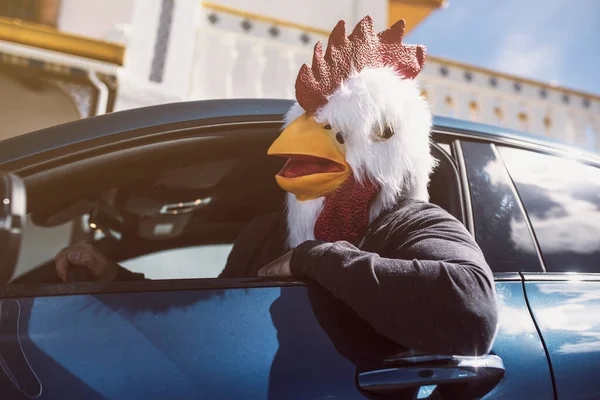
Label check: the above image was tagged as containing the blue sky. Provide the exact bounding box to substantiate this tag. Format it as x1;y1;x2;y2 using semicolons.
405;0;600;95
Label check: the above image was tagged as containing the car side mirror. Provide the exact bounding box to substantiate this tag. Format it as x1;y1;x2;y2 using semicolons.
0;172;26;286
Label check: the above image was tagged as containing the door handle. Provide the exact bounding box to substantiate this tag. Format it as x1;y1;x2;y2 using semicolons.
357;354;505;399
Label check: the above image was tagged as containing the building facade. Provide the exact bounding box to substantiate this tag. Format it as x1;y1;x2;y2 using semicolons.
0;0;598;152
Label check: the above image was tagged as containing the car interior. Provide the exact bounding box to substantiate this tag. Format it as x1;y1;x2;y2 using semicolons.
8;125;464;285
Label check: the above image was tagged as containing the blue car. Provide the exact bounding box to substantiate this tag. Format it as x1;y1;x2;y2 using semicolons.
0;99;599;399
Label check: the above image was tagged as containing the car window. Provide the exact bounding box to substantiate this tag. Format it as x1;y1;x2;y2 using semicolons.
461;141;544;273
14;215;75;279
12;211;235;282
10;157;275;283
498;146;600;273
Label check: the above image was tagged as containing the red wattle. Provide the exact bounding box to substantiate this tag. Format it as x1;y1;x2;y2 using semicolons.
314;176;380;244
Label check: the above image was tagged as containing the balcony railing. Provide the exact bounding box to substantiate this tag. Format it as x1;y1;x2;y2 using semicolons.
190;2;318;101
418;59;599;151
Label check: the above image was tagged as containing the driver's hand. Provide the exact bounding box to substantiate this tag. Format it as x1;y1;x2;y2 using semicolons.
55;241;118;282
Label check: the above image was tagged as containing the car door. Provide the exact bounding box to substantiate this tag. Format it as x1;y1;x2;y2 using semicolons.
458;138;556;399
497;145;600;400
1;281;378;399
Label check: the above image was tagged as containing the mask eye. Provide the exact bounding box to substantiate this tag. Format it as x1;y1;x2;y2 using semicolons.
373;125;394;141
335;132;345;144
381;127;394;139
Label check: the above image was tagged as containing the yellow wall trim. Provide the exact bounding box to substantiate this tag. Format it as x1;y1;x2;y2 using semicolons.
392;0;447;7
203;1;444;36
202;1;331;37
429;54;600;102
388;0;446;33
0;17;124;66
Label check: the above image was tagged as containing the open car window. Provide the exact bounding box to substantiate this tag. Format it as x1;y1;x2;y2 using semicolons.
10;129;466;285
13;214;234;281
12;150;284;283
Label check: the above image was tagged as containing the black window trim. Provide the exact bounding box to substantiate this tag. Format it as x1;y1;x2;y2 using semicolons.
451;139;475;236
0;277;310;299
432;128;600;171
491;143;547;273
429;138;467;226
1;272;527;300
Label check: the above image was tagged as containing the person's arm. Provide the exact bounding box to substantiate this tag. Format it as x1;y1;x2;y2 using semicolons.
289;202;498;356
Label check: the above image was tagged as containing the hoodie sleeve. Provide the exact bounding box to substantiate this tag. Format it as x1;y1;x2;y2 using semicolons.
289;202;498;357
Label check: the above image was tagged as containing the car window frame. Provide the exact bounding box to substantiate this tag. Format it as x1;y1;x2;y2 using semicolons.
429;136;467;225
2;130;470;298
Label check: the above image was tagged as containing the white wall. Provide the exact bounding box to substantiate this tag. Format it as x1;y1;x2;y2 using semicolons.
115;0;389;110
57;0;135;43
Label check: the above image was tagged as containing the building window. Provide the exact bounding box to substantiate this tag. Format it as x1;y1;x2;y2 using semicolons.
583;98;591;108
513;82;522;92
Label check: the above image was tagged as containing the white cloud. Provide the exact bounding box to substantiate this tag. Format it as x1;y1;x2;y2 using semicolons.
558;331;600;355
490;33;562;81
531;283;600;355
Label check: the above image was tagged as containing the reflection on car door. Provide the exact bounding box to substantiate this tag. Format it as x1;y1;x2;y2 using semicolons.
1;277;554;399
496;145;600;399
523;277;600;400
0;283;391;399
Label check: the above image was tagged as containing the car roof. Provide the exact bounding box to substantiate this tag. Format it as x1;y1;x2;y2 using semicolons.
0;98;597;167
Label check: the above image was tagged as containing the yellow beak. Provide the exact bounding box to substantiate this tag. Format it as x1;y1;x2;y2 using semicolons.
268;115;350;201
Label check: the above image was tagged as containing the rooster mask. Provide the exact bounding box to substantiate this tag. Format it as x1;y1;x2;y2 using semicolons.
268;16;436;248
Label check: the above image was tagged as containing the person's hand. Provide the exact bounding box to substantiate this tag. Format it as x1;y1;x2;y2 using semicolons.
54;241;118;282
257;250;294;277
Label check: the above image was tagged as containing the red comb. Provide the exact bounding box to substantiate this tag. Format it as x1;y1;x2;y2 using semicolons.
295;16;426;113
